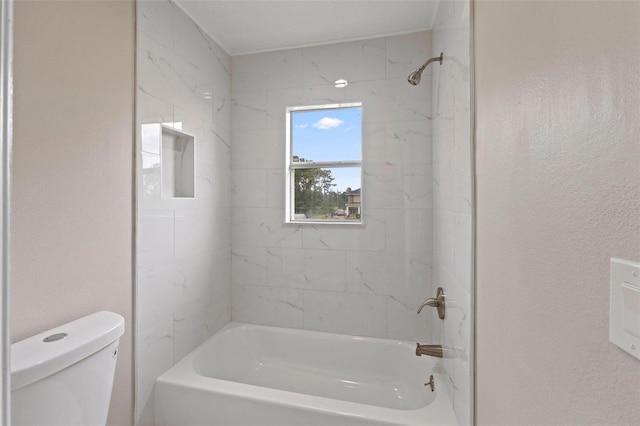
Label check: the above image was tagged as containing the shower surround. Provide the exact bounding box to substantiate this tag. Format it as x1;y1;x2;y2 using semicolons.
135;1;473;425
231;31;434;342
136;1;231;423
431;0;474;424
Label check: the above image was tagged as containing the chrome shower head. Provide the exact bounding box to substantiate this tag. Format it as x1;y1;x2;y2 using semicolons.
407;52;444;86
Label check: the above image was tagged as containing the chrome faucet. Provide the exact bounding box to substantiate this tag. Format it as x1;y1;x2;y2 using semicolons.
415;343;445;358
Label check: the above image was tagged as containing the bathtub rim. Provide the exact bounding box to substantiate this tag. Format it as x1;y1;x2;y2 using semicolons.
156;322;457;426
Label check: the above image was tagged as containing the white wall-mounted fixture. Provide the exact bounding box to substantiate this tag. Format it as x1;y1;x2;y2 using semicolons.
334;79;348;88
610;258;640;360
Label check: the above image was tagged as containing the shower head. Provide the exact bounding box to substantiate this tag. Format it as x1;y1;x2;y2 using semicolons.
407;52;443;86
407;70;423;86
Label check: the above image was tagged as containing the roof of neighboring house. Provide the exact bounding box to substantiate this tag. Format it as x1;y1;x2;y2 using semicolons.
346;188;361;195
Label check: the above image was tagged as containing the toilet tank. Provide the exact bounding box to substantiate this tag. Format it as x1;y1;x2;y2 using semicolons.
11;311;125;426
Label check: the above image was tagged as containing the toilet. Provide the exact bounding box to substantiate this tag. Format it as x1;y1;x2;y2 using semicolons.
11;311;125;426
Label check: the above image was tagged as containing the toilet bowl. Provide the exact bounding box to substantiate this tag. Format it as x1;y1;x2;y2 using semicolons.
11;311;125;426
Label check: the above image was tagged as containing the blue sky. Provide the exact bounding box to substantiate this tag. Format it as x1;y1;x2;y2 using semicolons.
292;107;362;192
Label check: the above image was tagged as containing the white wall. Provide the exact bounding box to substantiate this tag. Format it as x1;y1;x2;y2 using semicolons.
11;1;135;425
231;32;434;341
431;0;473;424
136;0;231;423
0;0;11;422
476;1;640;424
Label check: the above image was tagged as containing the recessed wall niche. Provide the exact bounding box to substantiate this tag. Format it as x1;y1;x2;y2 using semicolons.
161;125;195;198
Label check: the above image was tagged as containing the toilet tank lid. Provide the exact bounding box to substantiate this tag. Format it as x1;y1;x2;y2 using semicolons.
11;311;125;391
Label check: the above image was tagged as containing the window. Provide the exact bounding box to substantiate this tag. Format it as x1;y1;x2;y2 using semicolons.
286;103;362;223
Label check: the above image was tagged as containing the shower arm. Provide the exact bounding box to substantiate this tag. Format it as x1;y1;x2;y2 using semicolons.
416;52;443;74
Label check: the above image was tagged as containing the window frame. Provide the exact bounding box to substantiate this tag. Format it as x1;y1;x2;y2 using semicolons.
285;102;364;225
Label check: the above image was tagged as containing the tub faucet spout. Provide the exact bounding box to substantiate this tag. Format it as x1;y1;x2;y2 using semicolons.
415;343;444;358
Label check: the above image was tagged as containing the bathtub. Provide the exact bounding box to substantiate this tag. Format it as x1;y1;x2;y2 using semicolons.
155;322;457;426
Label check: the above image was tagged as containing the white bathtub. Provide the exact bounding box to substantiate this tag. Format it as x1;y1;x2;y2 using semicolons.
155;322;457;426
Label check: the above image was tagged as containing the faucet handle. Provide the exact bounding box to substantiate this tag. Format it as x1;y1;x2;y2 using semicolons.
416;287;446;319
416;298;438;313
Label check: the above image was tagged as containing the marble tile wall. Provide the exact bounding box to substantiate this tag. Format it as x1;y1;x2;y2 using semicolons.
231;31;434;342
136;1;231;424
431;0;474;424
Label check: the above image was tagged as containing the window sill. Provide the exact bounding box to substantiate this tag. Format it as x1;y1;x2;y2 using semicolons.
284;219;364;226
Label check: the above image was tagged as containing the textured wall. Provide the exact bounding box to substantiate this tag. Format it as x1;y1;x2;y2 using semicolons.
11;1;135;425
136;0;232;423
230;32;434;341
431;0;473;424
476;1;640;424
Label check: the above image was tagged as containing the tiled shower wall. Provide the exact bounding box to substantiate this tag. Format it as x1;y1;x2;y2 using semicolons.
231;31;434;341
136;1;231;423
431;0;473;424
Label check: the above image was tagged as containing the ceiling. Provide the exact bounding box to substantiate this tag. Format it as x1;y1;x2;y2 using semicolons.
174;1;440;56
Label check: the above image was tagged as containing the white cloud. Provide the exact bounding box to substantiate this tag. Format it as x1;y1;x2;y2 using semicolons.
312;117;343;130
294;123;309;129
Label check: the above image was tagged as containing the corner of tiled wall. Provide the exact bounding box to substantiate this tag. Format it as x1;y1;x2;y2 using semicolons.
432;0;473;424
